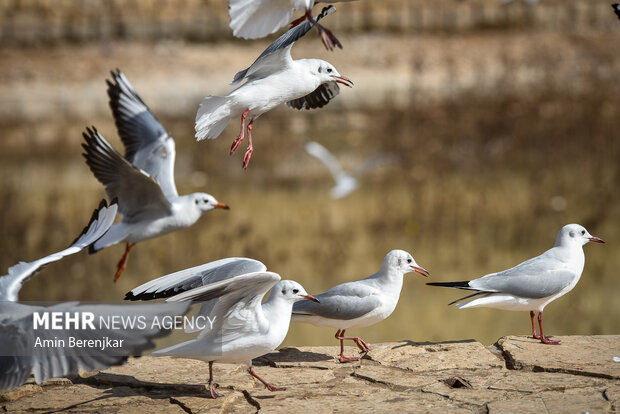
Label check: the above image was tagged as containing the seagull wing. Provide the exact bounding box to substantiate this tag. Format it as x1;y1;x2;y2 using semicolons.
468;253;577;299
293;281;381;320
0;301;189;391
352;153;400;177
231;5;336;85
167;272;281;342
0;200;118;301
287;81;340;110
304;141;345;183
82;127;172;221
107;69;178;199
125;258;267;301
228;0;299;40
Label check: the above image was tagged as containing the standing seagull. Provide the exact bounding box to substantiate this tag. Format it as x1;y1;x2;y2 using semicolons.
195;6;353;169
305;141;399;199
292;250;429;363
228;1;356;50
84;70;229;282
0;200;190;391
126;259;318;398
427;224;604;345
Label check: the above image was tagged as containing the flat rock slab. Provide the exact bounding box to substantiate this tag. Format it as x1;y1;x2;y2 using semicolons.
2;336;619;413
498;335;620;379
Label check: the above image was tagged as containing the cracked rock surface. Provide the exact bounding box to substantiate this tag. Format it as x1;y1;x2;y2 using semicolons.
2;335;618;413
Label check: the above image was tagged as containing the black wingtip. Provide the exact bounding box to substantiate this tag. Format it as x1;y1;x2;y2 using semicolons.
426;281;471;288
613;4;620;20
69;198;109;247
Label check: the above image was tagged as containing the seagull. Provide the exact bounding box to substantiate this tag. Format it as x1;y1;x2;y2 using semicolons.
195;6;353;169
83;70;229;282
427;224;605;345
292;250;429;363
126;259;318;398
228;1;356;50
305;141;399;199
0;200;190;391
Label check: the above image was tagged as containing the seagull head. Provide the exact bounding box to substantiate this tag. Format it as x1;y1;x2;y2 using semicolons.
383;249;430;277
272;280;319;304
556;224;605;247
192;193;230;213
306;59;353;88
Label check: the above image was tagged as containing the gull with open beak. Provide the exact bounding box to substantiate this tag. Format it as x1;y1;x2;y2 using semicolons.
427;224;605;345
292;250;429;363
195;6;353;169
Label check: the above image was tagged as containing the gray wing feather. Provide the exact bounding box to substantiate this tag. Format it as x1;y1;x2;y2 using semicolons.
287;81;340;110
293;282;381;320
81;127;172;220
231;6;336;85
125;258;267;301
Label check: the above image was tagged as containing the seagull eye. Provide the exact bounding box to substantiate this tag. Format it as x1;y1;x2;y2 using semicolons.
281;289;286;295
293;289;299;294
581;230;585;235
327;68;333;73
407;258;412;264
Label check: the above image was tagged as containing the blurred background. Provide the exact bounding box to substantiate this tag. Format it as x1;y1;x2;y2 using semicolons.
0;0;618;349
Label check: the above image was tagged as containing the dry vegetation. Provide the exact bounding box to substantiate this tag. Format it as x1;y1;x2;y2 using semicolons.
0;0;618;347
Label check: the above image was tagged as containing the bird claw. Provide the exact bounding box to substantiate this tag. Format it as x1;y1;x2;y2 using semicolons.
339;354;360;363
318;25;342;51
208;382;222;399
242;147;254;169
266;384;286;392
230;137;243;155
354;338;370;352
539;336;561;345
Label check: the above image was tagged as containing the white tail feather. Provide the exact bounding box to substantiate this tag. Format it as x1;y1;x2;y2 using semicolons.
195;96;234;141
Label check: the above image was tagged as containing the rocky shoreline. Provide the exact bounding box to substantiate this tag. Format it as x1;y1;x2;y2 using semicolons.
2;335;618;413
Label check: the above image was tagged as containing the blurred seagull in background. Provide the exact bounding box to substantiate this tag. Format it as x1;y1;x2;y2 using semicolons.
228;0;356;50
195;6;353;169
612;3;620;20
292;250;429;363
0;200;190;391
427;224;604;345
126;258;318;398
83;70;229;282
305;141;399;199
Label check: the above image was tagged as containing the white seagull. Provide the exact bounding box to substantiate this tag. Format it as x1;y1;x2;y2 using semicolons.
292;250;429;363
228;1;356;50
83;70;229;282
195;6;353;169
0;200;190;391
126;258;318;398
305;141;399;199
427;224;605;345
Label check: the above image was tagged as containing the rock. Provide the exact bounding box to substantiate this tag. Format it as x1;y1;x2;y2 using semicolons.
1;336;619;413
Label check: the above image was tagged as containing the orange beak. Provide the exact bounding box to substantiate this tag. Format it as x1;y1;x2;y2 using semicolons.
215;203;230;210
302;294;320;303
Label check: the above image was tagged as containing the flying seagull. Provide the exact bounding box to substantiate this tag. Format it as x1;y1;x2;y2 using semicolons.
0;201;190;391
228;0;356;51
126;259;318;398
83;70;229;282
305;141;399;199
427;224;604;345
292;250;429;362
195;6;353;169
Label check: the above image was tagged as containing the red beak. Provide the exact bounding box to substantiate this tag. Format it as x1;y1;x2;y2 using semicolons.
588;236;605;244
215;202;230;210
302;294;320;303
331;75;354;87
411;265;430;277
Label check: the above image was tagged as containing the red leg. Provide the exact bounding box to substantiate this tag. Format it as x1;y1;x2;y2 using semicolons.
114;243;135;282
248;366;285;391
537;311;560;345
242;119;254;169
335;329;370;362
208;361;222;399
231;109;250;155
316;24;342;51
530;311;542;339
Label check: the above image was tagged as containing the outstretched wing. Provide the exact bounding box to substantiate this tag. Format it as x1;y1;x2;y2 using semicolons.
228;0;298;40
0;200;118;301
82;127;172;221
287;81;340;110
106;69;178;199
304;141;345;183
231;6;337;85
